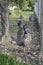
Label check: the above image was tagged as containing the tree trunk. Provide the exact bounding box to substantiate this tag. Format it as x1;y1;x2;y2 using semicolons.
0;0;9;42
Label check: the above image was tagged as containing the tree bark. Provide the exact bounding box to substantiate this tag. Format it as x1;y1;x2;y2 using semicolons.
0;0;9;42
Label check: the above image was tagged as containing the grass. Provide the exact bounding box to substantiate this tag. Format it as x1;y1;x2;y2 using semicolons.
0;53;31;65
9;20;18;32
9;9;33;20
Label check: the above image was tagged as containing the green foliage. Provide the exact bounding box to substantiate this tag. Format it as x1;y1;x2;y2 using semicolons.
9;0;35;9
0;53;30;65
17;0;27;10
26;0;35;7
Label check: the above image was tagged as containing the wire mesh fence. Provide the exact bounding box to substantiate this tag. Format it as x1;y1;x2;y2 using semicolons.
0;13;31;33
